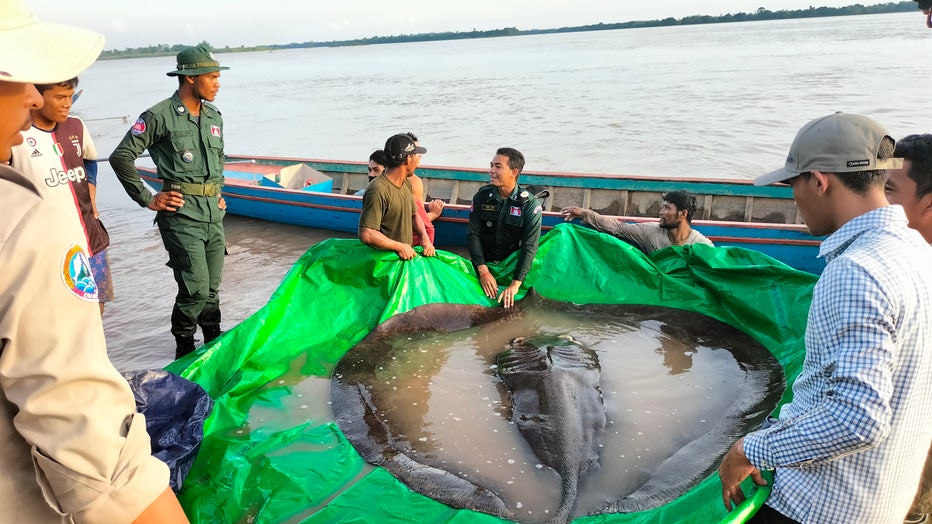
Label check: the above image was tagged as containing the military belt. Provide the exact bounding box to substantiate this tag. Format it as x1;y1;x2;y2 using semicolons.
164;181;221;197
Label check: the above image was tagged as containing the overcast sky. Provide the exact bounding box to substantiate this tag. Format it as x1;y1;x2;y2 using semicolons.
31;1;860;50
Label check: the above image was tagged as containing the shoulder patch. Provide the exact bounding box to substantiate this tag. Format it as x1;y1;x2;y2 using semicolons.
61;245;99;301
131;118;146;136
532;205;542;215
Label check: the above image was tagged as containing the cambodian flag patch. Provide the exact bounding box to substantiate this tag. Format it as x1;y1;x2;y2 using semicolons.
61;245;98;301
131;118;146;136
210;125;221;137
509;206;522;217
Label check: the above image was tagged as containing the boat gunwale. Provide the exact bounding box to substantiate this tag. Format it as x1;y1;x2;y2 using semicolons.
141;170;813;238
224;154;791;198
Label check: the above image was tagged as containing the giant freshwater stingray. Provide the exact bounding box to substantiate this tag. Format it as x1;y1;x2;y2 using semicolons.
329;291;785;523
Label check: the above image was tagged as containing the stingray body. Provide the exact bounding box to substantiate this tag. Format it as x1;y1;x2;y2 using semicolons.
329;291;784;522
330;300;521;519
497;335;606;524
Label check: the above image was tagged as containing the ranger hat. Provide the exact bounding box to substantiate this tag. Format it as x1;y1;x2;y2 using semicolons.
384;133;427;163
166;45;230;77
0;0;104;84
754;112;903;186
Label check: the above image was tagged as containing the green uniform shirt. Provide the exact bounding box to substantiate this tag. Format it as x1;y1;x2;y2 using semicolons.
467;184;542;282
110;91;225;223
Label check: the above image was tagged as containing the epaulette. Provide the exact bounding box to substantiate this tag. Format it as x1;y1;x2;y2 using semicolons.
203;101;222;116
511;187;531;205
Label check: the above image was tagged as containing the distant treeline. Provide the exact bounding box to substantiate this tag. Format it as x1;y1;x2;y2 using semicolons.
100;2;918;59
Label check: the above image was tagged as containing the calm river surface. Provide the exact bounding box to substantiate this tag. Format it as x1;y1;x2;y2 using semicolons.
75;12;929;369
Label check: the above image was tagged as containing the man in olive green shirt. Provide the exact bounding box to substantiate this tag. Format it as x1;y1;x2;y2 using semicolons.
110;45;229;359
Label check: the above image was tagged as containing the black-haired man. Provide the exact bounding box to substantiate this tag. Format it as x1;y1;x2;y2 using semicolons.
358;133;434;260
889;133;932;524
110;44;230;359
561;189;714;253
720;113;932;524
467;147;542;308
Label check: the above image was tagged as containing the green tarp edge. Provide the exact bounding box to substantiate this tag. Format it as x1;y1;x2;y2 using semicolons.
166;223;816;524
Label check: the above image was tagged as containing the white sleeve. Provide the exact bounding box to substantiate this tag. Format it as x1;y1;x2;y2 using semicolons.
77;116;98;160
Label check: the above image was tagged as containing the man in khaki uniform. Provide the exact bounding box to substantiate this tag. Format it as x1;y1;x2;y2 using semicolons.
0;0;186;521
110;45;229;359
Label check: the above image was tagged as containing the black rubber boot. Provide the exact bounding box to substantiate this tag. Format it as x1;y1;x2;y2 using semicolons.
203;327;223;345
175;335;196;360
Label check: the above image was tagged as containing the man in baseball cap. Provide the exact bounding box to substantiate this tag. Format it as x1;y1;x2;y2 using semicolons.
0;0;188;521
753;111;903;189
358;133;435;260
719;113;932;523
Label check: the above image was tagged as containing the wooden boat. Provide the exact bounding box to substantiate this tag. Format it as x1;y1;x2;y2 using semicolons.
136;154;825;274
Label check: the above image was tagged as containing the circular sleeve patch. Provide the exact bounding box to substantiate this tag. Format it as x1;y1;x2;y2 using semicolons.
131;117;147;135
61;245;99;301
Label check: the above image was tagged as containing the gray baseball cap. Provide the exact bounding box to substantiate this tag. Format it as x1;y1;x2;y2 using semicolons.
754;112;903;186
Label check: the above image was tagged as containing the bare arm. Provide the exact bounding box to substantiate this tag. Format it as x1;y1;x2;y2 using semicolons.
89;182;100;218
426;198;445;221
412;210;435;257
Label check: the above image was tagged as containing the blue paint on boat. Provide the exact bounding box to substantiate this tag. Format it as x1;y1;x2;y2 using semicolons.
137;155;826;274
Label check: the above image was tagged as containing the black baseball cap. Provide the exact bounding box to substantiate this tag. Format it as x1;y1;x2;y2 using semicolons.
384;134;427;162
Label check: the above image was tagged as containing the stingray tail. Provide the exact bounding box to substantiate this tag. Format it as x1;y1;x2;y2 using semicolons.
546;470;579;524
385;452;516;520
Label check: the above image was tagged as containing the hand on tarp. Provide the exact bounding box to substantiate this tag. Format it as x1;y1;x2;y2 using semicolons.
122;369;214;493
719;437;768;511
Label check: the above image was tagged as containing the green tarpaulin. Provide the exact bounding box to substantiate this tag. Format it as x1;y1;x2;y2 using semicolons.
167;223;816;524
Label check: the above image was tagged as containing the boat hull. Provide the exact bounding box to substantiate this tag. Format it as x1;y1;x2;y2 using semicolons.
137;155;825;274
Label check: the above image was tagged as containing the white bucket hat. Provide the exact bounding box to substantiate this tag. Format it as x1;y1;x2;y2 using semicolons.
0;0;104;84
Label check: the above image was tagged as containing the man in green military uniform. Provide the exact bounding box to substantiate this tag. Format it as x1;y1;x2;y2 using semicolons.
110;45;229;359
467;147;542;309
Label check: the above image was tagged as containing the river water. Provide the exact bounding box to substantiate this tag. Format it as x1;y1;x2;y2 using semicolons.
74;12;930;370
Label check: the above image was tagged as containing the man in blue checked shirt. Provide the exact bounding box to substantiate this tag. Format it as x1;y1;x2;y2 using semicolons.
719;113;932;524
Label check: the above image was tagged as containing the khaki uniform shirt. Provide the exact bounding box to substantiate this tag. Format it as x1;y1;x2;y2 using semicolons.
0;165;168;523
